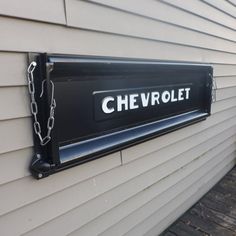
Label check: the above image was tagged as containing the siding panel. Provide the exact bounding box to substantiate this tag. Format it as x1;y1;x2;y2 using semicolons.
214;64;236;76
217;86;236;100
0;52;27;86
0;87;30;120
0;118;33;155
0;0;66;24
211;97;236;113
0;148;32;185
216;76;236;89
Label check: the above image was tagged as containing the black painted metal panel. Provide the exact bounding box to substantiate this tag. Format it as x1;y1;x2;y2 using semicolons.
29;54;213;178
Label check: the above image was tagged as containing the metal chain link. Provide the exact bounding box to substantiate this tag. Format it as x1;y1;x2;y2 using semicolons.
210;73;217;103
27;61;56;146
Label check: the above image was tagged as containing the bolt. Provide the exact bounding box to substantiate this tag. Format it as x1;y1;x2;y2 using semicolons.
38;173;43;179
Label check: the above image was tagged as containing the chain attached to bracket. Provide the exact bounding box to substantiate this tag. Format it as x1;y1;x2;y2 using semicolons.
27;61;56;146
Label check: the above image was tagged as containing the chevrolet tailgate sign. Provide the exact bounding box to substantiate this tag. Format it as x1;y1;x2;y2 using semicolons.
29;54;213;179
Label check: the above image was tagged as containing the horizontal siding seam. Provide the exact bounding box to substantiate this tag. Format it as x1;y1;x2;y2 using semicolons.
216;96;236;103
214;75;236;78
226;0;236;7
217;84;236;90
0;116;31;123
0;146;33;160
212;63;236;65
0;12;67;26
0;85;27;88
217;85;236;90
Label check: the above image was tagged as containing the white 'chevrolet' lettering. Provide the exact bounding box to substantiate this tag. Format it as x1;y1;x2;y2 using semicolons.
101;88;191;114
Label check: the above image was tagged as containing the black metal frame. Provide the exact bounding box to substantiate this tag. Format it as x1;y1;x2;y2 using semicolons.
29;54;213;179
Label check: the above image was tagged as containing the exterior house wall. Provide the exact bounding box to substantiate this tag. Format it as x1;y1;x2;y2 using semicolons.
0;0;236;235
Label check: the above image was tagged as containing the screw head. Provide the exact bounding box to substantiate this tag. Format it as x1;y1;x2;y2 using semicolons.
38;173;43;179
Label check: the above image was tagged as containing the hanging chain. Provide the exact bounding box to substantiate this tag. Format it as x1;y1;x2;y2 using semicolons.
210;73;217;103
27;61;56;146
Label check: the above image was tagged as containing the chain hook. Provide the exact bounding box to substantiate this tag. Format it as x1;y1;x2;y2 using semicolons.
40;80;46;98
27;61;37;73
40;80;56;107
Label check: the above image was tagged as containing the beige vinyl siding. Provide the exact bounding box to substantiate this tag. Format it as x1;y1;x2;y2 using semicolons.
66;0;236;53
0;53;27;86
201;0;236;18
216;76;236;88
228;0;236;7
0;0;66;24
160;0;236;30
214;64;236;76
83;0;236;42
2;16;236;64
0;147;33;185
0;87;30;120
0;1;236;236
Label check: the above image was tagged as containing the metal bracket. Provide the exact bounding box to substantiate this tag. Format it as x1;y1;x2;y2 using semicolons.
30;154;56;179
